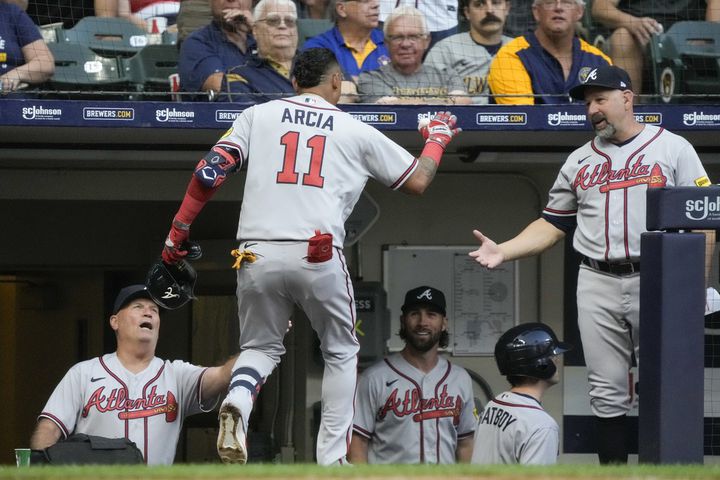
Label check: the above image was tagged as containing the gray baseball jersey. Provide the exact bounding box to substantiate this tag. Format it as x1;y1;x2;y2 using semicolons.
545;124;709;262
425;32;512;104
357;64;467;103
471;391;559;465
353;353;476;464
543;124;709;418
38;353;216;465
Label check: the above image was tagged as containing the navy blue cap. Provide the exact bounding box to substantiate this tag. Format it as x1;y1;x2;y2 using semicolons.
112;284;156;315
569;65;633;100
401;286;446;315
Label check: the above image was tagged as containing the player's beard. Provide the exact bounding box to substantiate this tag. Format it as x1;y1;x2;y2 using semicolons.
591;113;617;140
404;327;443;353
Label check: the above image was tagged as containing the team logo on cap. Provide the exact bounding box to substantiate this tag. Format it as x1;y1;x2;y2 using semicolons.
580;67;597;84
417;288;434;300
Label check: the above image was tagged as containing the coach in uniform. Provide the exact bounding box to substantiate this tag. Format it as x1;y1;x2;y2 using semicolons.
349;286;476;464
30;285;236;465
469;64;713;463
472;323;570;465
159;48;460;465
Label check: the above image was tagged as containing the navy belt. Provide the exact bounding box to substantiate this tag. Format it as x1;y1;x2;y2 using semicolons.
582;257;640;275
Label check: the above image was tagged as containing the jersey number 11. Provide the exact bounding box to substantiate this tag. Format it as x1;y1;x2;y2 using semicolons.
277;131;326;188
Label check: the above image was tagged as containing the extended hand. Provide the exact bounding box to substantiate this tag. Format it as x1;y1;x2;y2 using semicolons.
162;217;190;264
468;229;504;268
420;112;461;149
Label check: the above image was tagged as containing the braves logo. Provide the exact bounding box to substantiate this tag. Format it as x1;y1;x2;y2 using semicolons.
162;287;180;300
82;386;178;422
378;385;461;425
573;157;666;191
416;289;434;301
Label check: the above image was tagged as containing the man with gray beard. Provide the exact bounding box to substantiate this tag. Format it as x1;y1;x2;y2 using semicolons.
469;64;713;464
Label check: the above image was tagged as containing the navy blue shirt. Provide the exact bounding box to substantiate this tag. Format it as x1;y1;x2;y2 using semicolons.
219;54;295;104
0;3;42;75
179;20;255;94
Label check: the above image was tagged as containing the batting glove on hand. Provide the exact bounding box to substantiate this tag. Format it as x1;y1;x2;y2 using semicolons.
162;217;190;264
419;112;461;149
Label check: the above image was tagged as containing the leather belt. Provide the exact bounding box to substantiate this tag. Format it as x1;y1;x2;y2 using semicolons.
582;257;640;275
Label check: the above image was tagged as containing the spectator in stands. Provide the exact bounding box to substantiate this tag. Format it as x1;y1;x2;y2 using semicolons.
357;6;470;104
488;0;610;104
0;0;54;93
220;0;297;102
426;0;512;104
176;0;212;45
179;0;255;98
591;0;720;95
503;0;535;36
95;0;180;30
302;0;389;83
297;0;330;18
26;0;95;28
379;0;459;47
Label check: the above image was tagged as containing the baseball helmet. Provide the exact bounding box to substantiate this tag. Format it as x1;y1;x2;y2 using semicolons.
494;322;572;380
145;259;197;310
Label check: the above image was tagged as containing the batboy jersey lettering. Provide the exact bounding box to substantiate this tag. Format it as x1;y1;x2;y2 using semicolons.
353;353;476;464
217;93;417;247
38;353;216;465
471;391;559;465
544;124;708;261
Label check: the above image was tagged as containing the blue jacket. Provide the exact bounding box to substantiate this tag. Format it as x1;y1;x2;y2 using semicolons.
220;54;295;104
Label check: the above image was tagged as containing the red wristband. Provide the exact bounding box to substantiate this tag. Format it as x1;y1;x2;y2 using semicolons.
421;141;445;166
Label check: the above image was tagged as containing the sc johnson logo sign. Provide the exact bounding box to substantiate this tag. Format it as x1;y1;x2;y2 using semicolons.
476;112;527;126
156;107;195;123
634;113;662;124
349;112;397;125
547;111;586;127
683;111;720;127
21;105;62;121
686;196;720;221
83;107;135;120
216;110;243;122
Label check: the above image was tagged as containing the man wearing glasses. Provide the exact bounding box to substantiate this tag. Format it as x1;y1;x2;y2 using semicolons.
488;0;611;104
357;5;471;104
302;0;390;82
220;0;298;103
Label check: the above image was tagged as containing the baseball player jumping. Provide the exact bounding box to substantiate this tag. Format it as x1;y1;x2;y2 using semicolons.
349;286;476;464
469;65;714;464
160;48;460;465
472;322;571;465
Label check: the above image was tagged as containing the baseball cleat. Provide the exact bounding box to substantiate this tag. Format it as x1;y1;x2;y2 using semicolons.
217;403;247;464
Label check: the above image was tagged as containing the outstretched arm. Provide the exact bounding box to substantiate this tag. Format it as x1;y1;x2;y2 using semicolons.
400;112;461;195
200;355;238;402
469;218;566;268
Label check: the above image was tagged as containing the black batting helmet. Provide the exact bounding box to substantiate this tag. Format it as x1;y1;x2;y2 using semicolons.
494;322;572;380
145;259;197;310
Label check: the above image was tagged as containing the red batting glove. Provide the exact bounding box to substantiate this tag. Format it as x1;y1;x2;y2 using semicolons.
425;111;460;149
162;217;190;264
420;112;461;166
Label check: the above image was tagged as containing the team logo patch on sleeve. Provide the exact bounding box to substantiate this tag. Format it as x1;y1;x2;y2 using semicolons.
695;176;711;187
220;128;234;139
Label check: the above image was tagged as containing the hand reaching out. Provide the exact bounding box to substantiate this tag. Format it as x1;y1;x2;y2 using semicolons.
468;229;505;268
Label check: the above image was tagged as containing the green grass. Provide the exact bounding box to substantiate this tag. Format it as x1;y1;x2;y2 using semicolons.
1;463;720;479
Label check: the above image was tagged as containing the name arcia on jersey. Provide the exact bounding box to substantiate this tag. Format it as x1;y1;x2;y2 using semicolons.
281;107;335;131
378;384;460;422
82;385;176;419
